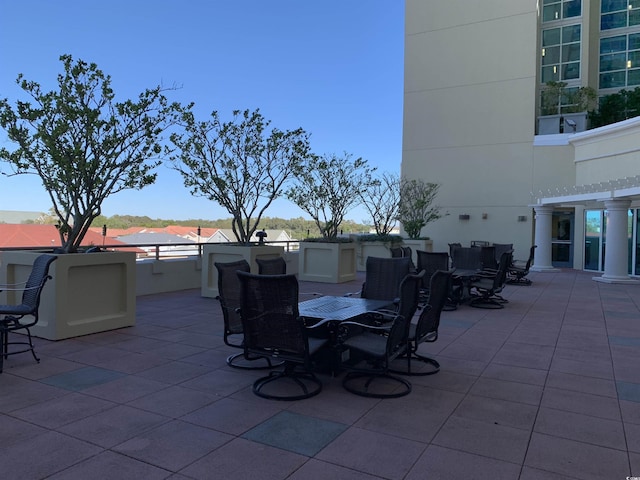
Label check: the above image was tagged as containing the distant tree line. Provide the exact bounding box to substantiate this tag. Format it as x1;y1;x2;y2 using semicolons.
80;214;371;240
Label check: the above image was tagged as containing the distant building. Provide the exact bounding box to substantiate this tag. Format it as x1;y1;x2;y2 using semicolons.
0;210;47;224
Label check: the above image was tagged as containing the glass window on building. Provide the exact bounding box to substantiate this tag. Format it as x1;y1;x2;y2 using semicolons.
601;0;640;30
541;24;582;83
543;0;582;22
599;33;640;88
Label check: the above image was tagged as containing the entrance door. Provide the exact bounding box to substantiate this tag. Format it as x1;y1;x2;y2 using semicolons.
552;211;574;268
584;210;603;271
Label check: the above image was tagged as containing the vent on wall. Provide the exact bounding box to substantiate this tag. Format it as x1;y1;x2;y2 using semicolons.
517;215;527;222
459;214;470;220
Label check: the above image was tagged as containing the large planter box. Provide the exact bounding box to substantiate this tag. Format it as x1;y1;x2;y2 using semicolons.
0;250;136;340
402;239;433;267
298;241;356;283
201;243;284;298
354;241;393;272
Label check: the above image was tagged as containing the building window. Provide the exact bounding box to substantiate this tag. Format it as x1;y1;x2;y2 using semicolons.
542;0;582;23
599;33;640;88
541;24;582;83
601;0;640;30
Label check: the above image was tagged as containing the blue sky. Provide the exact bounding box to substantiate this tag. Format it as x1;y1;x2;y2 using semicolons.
0;0;404;223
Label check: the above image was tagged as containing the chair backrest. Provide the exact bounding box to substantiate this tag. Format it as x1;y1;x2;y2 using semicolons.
396;270;425;325
479;246;497;270
414;269;452;343
256;256;287;275
416;250;449;289
237;271;307;359
215;260;250;337
361;256;411;301
451;246;482;270
524;245;537;269
386;314;410;361
493;243;513;266
492;251;513;290
21;254;57;311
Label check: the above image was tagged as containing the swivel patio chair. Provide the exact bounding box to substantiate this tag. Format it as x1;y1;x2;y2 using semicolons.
416;250;457;310
493;243;513;269
390;246;416;272
339;271;422;398
0;254;57;373
215;260;281;370
391;269;452;376
359;256;412;303
507;245;536;285
468;251;512;309
237;271;329;400
256;256;287;275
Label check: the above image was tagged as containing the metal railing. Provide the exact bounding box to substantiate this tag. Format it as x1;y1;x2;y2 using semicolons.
0;239;301;261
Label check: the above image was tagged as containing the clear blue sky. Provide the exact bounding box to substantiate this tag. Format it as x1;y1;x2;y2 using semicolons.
0;0;404;223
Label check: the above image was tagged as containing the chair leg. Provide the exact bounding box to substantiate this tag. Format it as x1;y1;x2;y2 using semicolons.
24;327;40;363
342;371;412;398
226;351;284;370
252;364;323;401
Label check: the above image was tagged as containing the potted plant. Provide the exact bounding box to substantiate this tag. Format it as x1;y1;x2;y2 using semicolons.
168;107;313;296
0;54;178;339
354;171;402;270
287;153;376;283
397;178;443;259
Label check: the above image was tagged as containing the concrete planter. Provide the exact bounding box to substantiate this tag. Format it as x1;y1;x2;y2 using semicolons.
354;241;394;271
201;243;284;298
402;239;433;266
0;250;136;340
298;241;356;283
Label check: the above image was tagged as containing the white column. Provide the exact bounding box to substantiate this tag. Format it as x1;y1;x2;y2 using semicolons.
594;199;637;284
530;205;559;272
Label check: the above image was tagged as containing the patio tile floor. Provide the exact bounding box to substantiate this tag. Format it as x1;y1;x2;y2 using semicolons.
1;268;640;479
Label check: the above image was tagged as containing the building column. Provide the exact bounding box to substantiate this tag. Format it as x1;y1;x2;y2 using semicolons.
530;205;559;272
593;199;637;284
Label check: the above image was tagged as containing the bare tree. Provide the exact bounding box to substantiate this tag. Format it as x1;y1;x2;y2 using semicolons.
397;178;443;239
287;153;376;240
359;171;399;235
0;54;177;252
168;108;312;243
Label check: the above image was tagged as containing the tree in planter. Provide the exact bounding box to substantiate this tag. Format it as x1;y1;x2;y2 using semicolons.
397;178;443;239
168;108;312;243
287;153;376;240
540;81;597;116
359;171;399;236
0;54;177;253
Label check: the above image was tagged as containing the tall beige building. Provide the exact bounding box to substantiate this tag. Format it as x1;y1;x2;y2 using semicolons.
403;0;640;281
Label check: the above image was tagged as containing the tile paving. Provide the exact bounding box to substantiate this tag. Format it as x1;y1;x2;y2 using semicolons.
0;269;639;479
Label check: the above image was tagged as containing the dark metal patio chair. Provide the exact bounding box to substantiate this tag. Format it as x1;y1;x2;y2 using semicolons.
215;260;281;370
237;271;329;400
0;254;57;373
390;246;416;272
507;245;536;285
256;256;287;275
468;251;512;309
359;256;412;303
339;271;423;398
391;269;452;376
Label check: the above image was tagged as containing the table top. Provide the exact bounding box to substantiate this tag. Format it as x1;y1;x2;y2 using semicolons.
299;296;392;322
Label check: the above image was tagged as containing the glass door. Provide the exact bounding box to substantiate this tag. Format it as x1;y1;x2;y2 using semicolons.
552;211;574;267
584;210;603;271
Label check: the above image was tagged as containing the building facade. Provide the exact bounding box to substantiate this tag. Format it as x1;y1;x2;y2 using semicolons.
403;0;640;281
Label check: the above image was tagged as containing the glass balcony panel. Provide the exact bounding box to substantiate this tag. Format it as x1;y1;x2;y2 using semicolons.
543;28;561;46
562;24;581;42
564;0;582;18
563;43;581;62
601;12;628;30
601;0;628;13
542;65;561;83
562;62;580;79
543;46;561;64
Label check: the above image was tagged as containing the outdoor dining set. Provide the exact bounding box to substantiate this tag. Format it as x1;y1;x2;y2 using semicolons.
214;242;536;402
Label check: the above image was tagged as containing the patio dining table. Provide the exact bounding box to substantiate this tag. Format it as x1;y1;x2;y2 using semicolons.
298;295;394;373
451;268;482;304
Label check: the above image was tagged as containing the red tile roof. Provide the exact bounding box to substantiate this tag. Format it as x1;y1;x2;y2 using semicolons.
0;224;128;249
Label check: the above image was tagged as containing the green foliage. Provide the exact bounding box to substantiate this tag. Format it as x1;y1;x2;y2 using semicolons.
168;108;312;243
0;54;178;252
286;153;376;240
588;87;640;128
359;171;399;235
397;179;442;239
540;81;597;116
355;233;402;243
